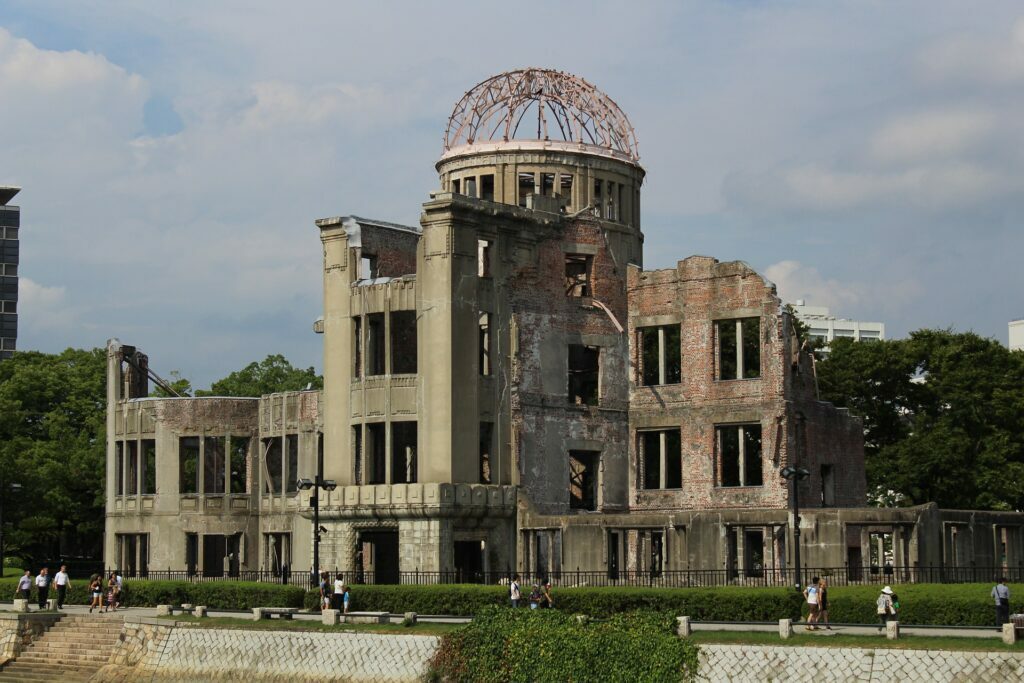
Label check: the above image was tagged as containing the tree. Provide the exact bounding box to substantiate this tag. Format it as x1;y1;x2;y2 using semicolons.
0;349;107;567
198;354;322;397
817;330;1024;510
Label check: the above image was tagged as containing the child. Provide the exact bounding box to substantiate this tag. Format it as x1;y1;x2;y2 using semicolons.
528;584;541;610
342;585;351;614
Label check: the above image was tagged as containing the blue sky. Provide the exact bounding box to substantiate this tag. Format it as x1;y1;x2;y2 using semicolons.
1;1;1022;387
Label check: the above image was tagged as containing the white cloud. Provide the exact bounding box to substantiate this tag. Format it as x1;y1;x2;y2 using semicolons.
868;109;995;164
765;260;923;318
17;278;75;335
917;18;1024;85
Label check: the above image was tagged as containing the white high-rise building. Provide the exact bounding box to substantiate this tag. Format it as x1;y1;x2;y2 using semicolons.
789;300;885;348
1010;320;1024;352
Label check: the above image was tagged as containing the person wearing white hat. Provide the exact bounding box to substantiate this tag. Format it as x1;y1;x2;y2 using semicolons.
876;586;896;630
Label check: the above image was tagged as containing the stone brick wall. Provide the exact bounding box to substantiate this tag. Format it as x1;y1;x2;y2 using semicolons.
0;613;60;666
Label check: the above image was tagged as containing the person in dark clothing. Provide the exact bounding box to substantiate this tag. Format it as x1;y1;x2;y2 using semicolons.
993;578;1011;628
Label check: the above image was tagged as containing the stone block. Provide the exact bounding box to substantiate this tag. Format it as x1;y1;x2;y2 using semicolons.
322;609;340;626
155;605;172;616
779;618;793;639
11;599;28;613
886;620;899;640
344;611;388;624
252;608;265;621
403;612;417;625
194;606;207;618
46;598;58;611
676;616;692;637
1003;622;1017;645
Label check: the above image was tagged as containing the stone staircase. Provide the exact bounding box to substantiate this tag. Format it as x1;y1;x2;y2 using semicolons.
0;613;123;681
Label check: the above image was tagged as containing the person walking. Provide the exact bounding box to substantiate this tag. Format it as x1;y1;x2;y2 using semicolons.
15;569;32;603
114;572;124;608
54;565;71;610
510;574;521;608
332;573;345;611
817;578;831;630
342;585;351;615
992;577;1011;628
803;575;820;630
35;568;50;610
105;573;117;612
540;581;554;609
88;575;103;613
876;585;896;631
319;572;330;611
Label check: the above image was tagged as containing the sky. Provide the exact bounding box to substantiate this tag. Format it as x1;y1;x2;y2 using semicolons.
1;1;1022;388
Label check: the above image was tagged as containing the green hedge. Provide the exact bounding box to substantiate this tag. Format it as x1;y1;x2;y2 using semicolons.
820;584;1019;626
1;578;305;609
426;607;700;683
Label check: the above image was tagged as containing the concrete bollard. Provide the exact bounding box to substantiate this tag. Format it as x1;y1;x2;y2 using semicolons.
779;618;793;639
322;609;340;626
1003;623;1017;645
403;612;418;625
251;608;265;621
886;620;900;640
194;606;207;618
12;599;29;613
676;616;692;637
155;604;172;616
46;598;58;611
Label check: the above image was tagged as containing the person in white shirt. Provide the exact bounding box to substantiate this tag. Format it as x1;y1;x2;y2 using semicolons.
35;568;50;610
332;574;346;611
115;573;124;608
54;565;71;609
14;570;32;602
510;574;521;608
803;575;820;631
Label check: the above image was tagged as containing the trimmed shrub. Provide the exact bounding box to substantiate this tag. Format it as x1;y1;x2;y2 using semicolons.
301;583;507;613
1;578;305;609
823;584;1020;626
426;607;700;683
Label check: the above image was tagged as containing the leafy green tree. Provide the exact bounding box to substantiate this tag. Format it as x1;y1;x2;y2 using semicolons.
198;354;322;397
0;349;106;567
151;369;193;397
817;330;1024;510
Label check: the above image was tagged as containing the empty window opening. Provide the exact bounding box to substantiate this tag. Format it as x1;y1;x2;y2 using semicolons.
640;325;681;386
179;436;200;494
478;313;492;376
560;174;573;199
650;531;664;577
391;421;417;484
606;181;616;220
353;427;363;485
142;439;156;494
230;436;248;494
479;422;493;484
126;441;139;495
477;239;492;277
367;423;386;485
480;174;494;201
261;437;282;494
518;172;535;207
115;442;124;496
465;176;477;198
717;424;763;487
353;317;362;379
821;464;836;506
451;178;461;194
360;253;378;280
285;434;299;493
185;532;199;575
204;436;226;494
264;532;291;575
640;429;682;490
568;344;599;406
717;317;761;380
542;173;555;197
745;529;765;577
569;450;599;511
618;184;625;222
390;310;417;374
367;313;386;376
565;254;592;297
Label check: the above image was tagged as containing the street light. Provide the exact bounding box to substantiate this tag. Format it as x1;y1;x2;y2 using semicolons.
780;466;810;592
0;482;23;574
297;471;336;587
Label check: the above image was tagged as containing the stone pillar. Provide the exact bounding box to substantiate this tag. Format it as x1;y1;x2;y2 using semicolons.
194;606;207;618
1003;623;1017;645
46;599;58;611
155;605;172;616
322;609;340;626
676;616;691;637
779;618;793;639
12;599;28;613
886;620;899;640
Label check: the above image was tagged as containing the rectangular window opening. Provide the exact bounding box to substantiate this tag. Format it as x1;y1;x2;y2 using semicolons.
203;436;226;494
717;424;763;487
391;421;417;484
639;325;681;386
518;172;534;207
480;174;494;201
477;239;492;277
451;178;461;194
142;439;156;494
179;436;200;494
568;344;599;406
126;441;138;495
390;310;417;374
640;429;682;490
569;450;599;511
367;423;386;485
261;437;282;494
230;436;248;494
541;173;555;197
650;531;664;577
559;173;573;198
717;317;761;380
353;427;363;485
367;312;386;376
565;254;592;297
353;317;362;379
115;442;124;496
821;464;836;506
360;254;377;280
285;434;299;494
479;422;493;484
465;176;477;198
478;313;492;376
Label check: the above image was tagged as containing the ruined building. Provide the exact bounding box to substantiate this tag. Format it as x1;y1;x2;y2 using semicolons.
105;69;1024;582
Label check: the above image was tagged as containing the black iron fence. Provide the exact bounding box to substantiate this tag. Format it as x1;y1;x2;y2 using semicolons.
107;565;1024;589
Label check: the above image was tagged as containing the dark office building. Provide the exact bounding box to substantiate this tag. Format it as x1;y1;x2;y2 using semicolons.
0;186;20;360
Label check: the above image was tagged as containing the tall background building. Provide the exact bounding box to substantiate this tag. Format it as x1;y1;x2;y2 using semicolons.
0;186;19;360
789;300;884;354
1010;319;1024;352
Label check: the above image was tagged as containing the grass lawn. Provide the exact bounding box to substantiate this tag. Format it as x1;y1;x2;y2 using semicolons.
689;630;1024;652
160;613;461;636
2;567;23;578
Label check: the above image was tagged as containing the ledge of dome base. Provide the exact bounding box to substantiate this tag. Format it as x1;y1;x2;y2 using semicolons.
437;139;642;169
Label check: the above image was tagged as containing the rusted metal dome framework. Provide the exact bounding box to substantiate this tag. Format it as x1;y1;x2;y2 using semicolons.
443;68;640;162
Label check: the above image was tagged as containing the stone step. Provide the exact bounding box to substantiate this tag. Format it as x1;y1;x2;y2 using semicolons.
27;641;119;652
0;674;93;683
0;662;100;675
11;656;109;668
16;650;112;663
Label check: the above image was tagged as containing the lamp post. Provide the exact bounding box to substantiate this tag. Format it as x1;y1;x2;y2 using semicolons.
296;466;336;588
0;482;23;574
780;466;810;591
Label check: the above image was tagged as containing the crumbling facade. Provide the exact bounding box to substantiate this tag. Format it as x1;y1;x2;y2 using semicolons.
105;69;1024;582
